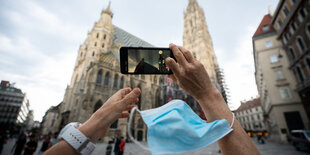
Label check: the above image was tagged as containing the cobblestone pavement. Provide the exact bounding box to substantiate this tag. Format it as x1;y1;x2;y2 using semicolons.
1;137;309;155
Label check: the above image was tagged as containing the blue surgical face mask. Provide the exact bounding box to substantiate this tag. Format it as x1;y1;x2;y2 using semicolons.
128;100;234;155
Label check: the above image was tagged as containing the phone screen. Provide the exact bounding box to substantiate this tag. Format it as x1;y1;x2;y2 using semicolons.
126;48;173;74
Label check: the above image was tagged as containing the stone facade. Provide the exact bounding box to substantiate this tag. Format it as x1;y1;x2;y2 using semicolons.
53;4;163;142
271;0;310;121
253;13;309;143
183;0;220;88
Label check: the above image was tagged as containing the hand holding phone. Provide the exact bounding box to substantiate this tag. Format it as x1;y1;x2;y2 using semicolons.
120;47;176;74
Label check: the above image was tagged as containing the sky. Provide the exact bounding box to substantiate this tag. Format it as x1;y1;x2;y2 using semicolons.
0;0;279;121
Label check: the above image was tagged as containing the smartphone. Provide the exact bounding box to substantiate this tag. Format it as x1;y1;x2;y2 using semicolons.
120;47;175;74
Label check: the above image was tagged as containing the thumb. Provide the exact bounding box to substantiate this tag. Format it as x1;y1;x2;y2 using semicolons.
120;88;141;107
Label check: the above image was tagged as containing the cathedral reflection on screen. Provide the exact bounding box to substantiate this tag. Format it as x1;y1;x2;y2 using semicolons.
128;49;171;74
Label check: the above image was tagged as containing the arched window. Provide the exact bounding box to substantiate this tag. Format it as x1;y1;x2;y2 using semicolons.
103;34;106;40
96;70;102;84
288;48;296;60
80;52;83;57
93;100;102;113
102;43;105;48
110;120;118;128
113;74;118;88
96;33;99;38
92;51;95;56
119;76;124;88
306;24;310;40
104;72;110;86
94;42;97;47
306;58;310;72
296;66;304;82
296;36;306;53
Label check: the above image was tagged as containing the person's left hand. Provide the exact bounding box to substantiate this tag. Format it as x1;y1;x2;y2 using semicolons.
78;87;141;142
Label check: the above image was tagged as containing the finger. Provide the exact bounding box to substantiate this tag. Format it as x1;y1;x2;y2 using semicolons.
119;112;130;118
123;105;137;111
166;57;181;76
169;43;187;66
121;88;132;98
177;46;195;63
120;88;141;107
110;88;132;101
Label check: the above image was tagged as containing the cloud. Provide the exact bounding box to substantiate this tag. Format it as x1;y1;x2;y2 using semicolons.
216;26;258;110
0;0;79;121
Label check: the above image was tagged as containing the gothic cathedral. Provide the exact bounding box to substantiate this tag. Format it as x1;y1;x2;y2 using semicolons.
54;0;227;142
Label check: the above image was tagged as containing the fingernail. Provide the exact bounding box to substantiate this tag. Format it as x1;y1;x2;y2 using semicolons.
133;88;140;95
169;43;175;46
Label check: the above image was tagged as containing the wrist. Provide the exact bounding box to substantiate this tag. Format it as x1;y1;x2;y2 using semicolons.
78;117;101;143
196;86;221;104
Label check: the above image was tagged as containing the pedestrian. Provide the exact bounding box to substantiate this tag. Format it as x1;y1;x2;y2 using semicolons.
23;134;37;155
43;44;259;155
40;136;51;154
0;131;7;155
105;141;113;155
257;134;261;143
118;137;125;155
50;133;58;146
11;133;26;155
113;135;121;155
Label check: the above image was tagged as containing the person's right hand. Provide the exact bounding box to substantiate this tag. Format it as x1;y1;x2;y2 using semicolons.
166;43;217;102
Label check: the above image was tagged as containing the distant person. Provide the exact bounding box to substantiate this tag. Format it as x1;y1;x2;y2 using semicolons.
11;133;26;155
118;137;125;155
105;141;113;155
50;133;58;146
113;136;121;155
40;136;51;154
23;134;37;155
43;44;259;155
0;131;7;154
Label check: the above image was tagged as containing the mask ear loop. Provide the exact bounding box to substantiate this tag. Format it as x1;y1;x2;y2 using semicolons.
128;107;150;151
230;113;235;128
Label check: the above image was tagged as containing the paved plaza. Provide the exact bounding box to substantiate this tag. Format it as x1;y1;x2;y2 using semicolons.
1;137;309;155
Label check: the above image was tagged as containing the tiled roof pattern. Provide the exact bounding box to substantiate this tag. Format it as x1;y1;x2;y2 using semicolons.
110;25;154;63
253;14;275;37
113;25;153;47
236;98;261;112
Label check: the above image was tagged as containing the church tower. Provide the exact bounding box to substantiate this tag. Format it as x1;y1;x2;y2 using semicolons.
183;0;219;84
56;2;160;142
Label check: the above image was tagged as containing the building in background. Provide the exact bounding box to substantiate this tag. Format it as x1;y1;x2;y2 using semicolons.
271;0;310;121
0;80;30;135
41;105;59;135
253;13;309;143
25;110;34;131
234;98;266;136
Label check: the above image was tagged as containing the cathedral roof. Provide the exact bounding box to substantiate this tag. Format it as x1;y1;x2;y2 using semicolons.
113;25;153;47
111;25;153;63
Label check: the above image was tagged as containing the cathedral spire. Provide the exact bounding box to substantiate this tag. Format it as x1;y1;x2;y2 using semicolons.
101;1;113;17
187;0;200;12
